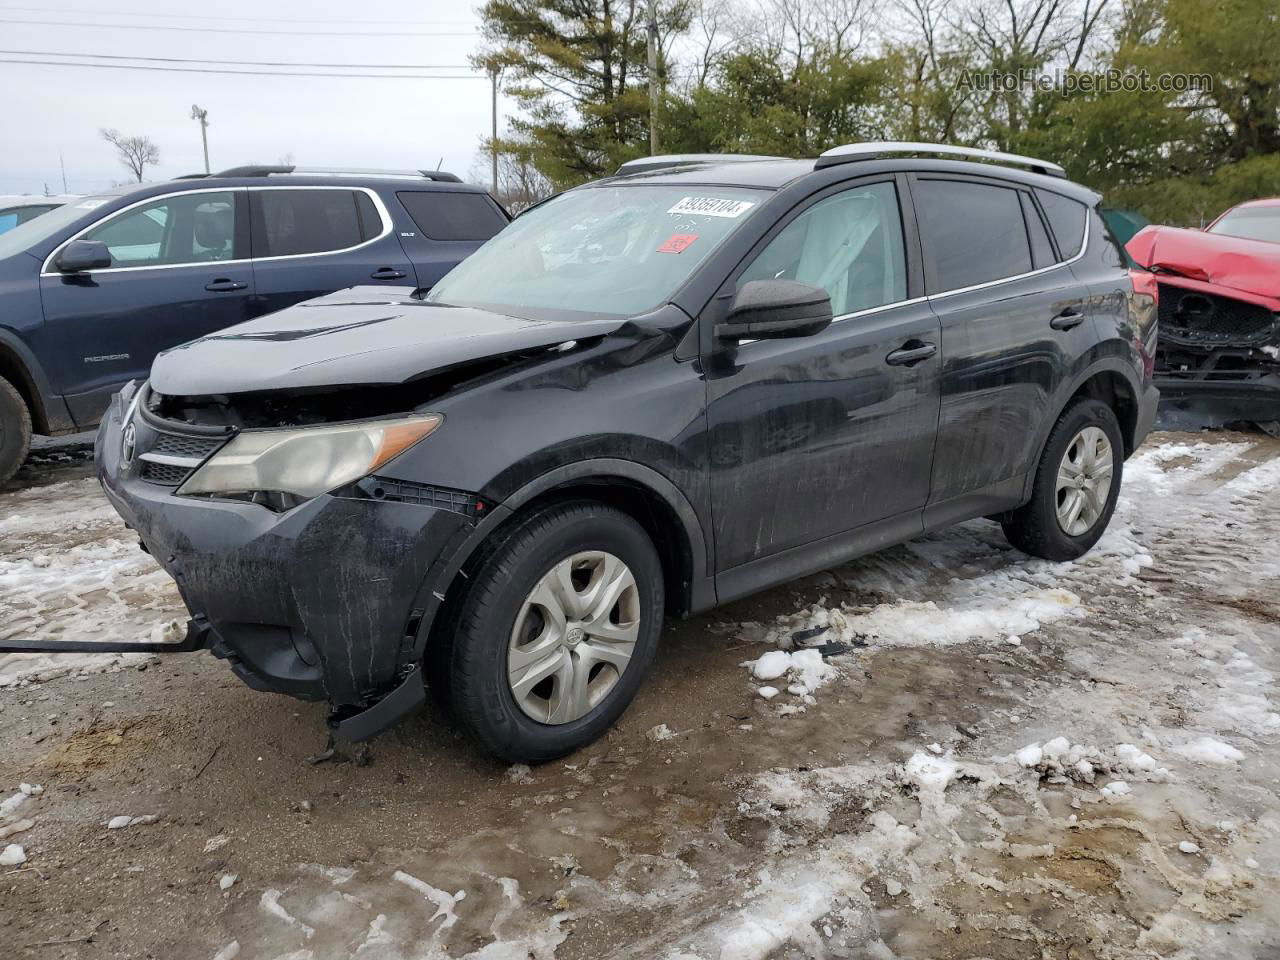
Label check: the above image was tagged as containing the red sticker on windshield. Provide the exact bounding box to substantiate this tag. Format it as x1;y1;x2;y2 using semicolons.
657;233;698;254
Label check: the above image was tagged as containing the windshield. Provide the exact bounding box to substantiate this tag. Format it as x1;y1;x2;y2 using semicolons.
0;194;114;260
426;185;766;317
1208;206;1280;244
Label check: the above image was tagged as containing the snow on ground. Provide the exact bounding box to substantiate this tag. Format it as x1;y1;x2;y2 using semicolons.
0;476;183;686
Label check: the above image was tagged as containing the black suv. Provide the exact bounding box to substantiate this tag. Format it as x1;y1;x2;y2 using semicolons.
18;144;1158;762
0;166;509;484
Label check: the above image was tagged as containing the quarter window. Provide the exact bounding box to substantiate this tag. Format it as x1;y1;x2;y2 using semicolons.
739;181;907;316
1035;189;1087;259
82;191;236;268
252;189;375;257
396;191;508;241
916;180;1032;291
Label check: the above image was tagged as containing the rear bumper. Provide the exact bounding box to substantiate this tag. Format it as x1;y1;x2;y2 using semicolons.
1134;383;1160;449
1155;375;1280;426
86;396;481;734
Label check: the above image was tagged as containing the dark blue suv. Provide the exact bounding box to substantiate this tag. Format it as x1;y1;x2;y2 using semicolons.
0;165;509;483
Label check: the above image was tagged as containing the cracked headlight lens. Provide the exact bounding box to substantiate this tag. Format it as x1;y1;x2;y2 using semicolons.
178;414;442;501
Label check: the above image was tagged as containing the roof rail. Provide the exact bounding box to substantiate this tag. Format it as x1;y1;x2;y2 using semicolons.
615;153;785;175
213;165;463;182
815;141;1066;178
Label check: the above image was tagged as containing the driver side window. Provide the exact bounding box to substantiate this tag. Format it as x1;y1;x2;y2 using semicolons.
83;191;237;268
740;181;907;317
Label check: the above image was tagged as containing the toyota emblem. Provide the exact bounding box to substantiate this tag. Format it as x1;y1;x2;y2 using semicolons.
121;422;136;466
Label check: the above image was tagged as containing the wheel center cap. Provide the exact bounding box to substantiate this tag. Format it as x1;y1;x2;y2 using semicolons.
565;625;585;647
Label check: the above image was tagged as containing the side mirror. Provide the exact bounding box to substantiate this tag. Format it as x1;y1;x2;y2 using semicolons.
716;279;833;341
55;239;112;274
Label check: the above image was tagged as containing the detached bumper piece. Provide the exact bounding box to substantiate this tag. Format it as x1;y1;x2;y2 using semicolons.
0;615;214;655
328;665;428;743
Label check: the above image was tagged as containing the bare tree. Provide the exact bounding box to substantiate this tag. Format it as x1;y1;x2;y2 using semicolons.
469;149;554;213
100;128;160;182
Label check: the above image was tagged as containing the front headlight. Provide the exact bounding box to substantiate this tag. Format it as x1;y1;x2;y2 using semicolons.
178;414;442;502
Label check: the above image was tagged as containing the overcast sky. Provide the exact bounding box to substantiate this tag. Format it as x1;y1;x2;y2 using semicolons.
0;1;507;195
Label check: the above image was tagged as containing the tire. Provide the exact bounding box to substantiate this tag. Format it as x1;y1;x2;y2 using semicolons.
1001;398;1123;561
0;375;32;487
448;501;664;763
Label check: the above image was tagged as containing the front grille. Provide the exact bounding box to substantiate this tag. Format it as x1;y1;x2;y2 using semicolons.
137;429;226;488
1159;283;1276;344
141;460;195;486
150;433;224;460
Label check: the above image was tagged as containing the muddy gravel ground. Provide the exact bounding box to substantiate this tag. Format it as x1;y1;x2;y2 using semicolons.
1;431;1279;960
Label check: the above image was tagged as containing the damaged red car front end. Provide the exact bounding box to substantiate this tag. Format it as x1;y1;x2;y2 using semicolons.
1127;218;1280;429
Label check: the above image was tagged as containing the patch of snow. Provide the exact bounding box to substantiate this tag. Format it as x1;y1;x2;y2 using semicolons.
0;843;26;866
646;723;677;742
1178;840;1201;854
756;686;779;700
1174;736;1245;766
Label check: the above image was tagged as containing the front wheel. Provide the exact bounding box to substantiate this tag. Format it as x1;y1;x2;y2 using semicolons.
1002;398;1123;561
448;502;664;763
0;375;32;487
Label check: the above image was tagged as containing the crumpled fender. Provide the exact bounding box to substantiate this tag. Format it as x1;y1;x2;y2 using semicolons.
1127;226;1280;309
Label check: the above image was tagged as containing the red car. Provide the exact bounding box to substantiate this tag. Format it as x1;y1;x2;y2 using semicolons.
1127;199;1280;430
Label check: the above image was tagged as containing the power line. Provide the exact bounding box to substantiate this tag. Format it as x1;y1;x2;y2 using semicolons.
0;49;475;69
0;58;484;79
0;5;482;25
0;18;478;37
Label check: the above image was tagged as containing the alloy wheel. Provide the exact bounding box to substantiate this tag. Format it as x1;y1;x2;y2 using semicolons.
1055;426;1114;536
507;551;640;724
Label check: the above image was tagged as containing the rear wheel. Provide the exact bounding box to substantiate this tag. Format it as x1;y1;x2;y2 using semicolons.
1002;398;1123;561
0;375;32;487
448;502;664;763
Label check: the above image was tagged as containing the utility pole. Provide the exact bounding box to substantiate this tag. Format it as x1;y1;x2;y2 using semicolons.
646;0;659;155
489;67;499;194
59;153;67;193
190;104;210;174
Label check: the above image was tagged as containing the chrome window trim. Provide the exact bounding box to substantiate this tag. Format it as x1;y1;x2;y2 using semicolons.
740;211;1088;343
40;185;392;276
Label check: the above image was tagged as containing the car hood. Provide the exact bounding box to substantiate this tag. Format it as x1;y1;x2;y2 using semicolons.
1127;225;1280;300
149;287;628;396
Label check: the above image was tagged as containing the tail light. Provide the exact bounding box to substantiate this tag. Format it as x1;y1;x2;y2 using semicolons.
1128;268;1158;377
1129;267;1159;308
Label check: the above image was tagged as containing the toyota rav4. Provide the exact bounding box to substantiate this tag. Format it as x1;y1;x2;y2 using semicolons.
9;144;1158;763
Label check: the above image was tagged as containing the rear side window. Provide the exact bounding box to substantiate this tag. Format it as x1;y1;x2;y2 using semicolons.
397;191;508;241
253;189;372;257
1035;189;1087;259
916;179;1032;290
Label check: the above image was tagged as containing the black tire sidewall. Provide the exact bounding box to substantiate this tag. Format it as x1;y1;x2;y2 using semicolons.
0;376;32;487
1009;398;1124;560
453;504;664;763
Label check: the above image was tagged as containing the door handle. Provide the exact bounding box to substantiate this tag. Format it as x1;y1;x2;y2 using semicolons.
885;340;937;366
205;279;247;292
370;267;407;281
1051;309;1086;331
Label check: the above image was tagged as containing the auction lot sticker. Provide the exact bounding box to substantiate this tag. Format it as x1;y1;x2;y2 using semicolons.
667;196;756;218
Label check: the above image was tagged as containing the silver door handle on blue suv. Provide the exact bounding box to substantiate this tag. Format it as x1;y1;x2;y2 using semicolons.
1050;309;1086;330
885;340;937;366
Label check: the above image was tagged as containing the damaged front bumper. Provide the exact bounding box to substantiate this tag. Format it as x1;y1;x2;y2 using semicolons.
2;386;489;741
1153;278;1280;427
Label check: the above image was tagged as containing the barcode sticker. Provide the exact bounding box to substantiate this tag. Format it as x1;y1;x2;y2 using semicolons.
667;197;755;219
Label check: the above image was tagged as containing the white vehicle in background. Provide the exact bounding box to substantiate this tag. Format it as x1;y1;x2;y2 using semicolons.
0;194;80;235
